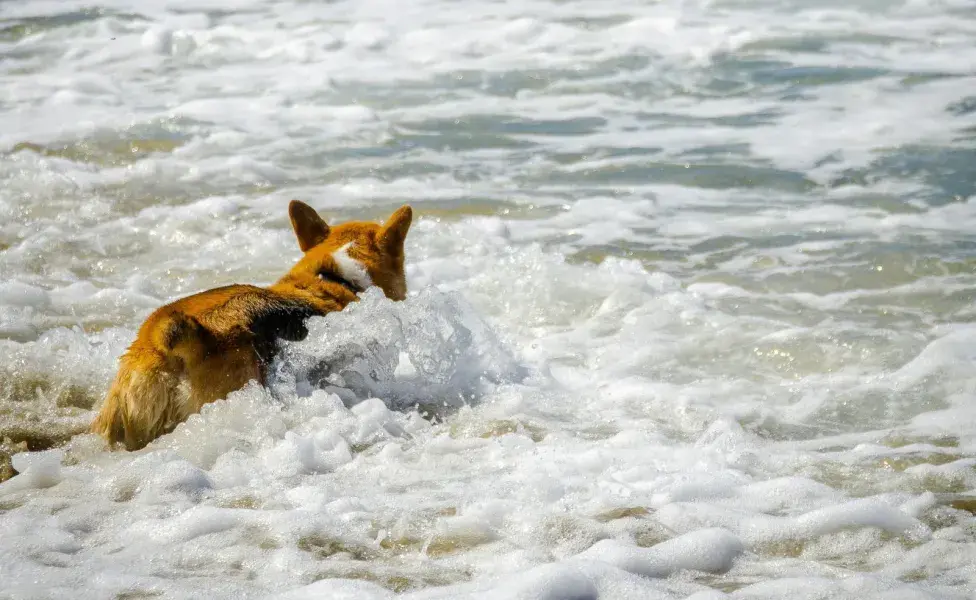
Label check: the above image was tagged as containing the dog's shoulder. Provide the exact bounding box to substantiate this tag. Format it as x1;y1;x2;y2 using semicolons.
236;289;320;343
180;285;318;341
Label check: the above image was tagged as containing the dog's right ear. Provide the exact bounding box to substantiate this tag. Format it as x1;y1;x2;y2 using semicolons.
377;205;413;255
288;200;330;252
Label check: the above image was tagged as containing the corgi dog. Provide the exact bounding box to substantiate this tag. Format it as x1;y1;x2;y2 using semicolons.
90;201;413;451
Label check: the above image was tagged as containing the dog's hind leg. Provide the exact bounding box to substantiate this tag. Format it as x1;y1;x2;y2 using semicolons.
91;362;187;450
91;313;208;450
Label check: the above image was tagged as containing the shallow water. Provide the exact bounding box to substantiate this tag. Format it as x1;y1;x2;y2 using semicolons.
1;0;975;598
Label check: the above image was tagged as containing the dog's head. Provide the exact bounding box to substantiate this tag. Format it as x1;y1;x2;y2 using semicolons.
282;200;412;302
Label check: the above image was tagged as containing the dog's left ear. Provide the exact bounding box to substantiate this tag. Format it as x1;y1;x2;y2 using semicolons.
377;205;412;254
289;200;330;252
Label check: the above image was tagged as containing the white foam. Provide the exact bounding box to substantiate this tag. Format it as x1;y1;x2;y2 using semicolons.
2;255;972;597
575;528;744;578
2;0;976;598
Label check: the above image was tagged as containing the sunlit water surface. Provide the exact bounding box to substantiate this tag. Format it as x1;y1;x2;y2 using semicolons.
1;0;976;598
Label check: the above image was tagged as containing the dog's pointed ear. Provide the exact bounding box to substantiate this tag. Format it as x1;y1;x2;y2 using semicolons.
289;200;330;252
377;205;412;254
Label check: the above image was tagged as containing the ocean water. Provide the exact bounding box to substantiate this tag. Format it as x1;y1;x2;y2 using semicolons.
1;0;976;598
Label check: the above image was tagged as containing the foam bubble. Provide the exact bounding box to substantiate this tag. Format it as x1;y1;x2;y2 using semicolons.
2;0;976;598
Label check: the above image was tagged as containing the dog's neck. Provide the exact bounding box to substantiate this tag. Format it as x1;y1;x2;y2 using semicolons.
315;270;364;296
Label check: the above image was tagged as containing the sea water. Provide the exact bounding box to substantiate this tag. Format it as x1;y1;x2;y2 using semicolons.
1;0;975;598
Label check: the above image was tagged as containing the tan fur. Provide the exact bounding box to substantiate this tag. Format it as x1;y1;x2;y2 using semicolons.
90;201;413;450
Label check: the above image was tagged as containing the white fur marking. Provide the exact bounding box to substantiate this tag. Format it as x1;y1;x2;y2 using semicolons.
331;242;373;290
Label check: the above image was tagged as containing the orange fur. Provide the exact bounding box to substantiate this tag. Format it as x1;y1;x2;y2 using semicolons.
90;201;413;450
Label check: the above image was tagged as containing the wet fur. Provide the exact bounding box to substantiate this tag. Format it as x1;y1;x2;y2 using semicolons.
90;201;412;450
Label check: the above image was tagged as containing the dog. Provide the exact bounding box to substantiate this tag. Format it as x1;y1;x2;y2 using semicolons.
90;200;413;451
